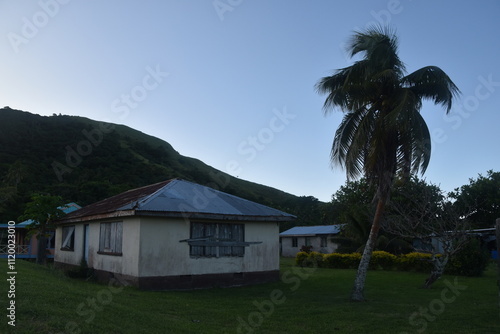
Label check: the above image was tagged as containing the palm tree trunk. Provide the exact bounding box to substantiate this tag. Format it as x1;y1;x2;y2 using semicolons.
351;195;388;301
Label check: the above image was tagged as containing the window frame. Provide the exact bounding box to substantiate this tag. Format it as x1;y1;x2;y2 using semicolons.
47;231;55;249
305;237;311;247
60;225;75;251
320;236;327;248
190;222;245;258
292;237;298;248
98;222;123;256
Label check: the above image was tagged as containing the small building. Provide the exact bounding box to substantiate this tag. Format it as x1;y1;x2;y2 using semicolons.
0;203;81;259
279;225;343;257
54;179;295;289
415;227;498;259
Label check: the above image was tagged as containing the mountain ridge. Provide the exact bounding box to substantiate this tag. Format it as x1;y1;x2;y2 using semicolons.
0;107;326;227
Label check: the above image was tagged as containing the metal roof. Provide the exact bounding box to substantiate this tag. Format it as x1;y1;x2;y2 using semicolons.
280;225;343;236
0;203;81;227
58;179;296;223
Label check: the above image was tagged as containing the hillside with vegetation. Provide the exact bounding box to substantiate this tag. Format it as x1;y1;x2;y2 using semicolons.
0;107;327;227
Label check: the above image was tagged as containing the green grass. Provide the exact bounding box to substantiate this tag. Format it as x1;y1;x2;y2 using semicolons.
1;258;499;333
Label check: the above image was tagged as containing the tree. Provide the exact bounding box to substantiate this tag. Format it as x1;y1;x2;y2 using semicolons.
316;27;459;301
328;179;375;252
0;160;29;218
384;179;471;288
450;170;500;228
18;194;66;265
329;177;427;254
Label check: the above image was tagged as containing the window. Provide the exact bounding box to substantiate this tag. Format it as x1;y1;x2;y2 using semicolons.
98;222;122;255
320;236;327;248
47;232;55;249
61;226;75;251
292;237;298;247
305;237;311;247
190;222;244;257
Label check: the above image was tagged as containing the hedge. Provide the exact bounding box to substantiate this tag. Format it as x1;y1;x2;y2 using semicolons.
295;250;488;276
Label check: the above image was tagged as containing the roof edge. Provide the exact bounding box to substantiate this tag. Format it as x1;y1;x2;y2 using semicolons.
136;211;296;222
55;210;136;224
56;209;296;223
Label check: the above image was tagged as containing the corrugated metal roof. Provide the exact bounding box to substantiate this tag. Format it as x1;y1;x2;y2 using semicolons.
0;203;81;227
279;225;343;236
58;179;295;223
63;202;82;213
59;180;172;221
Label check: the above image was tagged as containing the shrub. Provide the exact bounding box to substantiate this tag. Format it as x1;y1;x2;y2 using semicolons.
323;253;361;269
396;252;434;272
370;251;397;270
307;251;325;268
323;253;343;268
300;245;313;253
295;251;309;267
295;247;492;278
446;238;490;277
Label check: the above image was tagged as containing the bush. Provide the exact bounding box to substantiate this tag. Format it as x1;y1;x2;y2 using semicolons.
307;251;325;268
396;252;434;272
323;253;361;269
294;247;491;278
446;238;490;277
295;251;309;266
300;245;313;253
370;251;397;270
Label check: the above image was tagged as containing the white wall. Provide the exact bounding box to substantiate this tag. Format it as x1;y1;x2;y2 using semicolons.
54;225;84;265
55;218;141;277
90;218;141;277
56;217;280;278
281;235;339;257
138;217;280;277
280;236;301;258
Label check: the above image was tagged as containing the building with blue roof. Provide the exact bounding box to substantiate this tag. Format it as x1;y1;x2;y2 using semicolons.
280;225;343;257
54;179;295;290
0;203;81;259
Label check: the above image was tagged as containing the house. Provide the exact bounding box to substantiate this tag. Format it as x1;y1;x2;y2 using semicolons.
0;203;81;259
54;179;295;290
279;225;343;257
415;227;498;259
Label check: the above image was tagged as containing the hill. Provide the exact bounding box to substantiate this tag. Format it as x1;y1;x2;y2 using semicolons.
0;107;327;227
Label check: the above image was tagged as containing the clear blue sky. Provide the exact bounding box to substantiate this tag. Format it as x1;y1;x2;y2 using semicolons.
1;0;499;202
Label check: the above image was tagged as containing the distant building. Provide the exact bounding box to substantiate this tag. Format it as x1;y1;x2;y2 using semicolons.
0;203;81;259
280;225;343;257
54;179;295;290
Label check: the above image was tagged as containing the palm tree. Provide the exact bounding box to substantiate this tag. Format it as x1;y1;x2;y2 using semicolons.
316;27;459;301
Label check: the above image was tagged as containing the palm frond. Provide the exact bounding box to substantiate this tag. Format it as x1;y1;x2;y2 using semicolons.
402;66;460;112
331;108;372;179
318;28;459;188
315;68;350;113
347;26;405;76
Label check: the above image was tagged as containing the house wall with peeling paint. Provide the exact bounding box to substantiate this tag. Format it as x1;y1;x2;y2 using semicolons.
56;217;279;282
137;217;279;277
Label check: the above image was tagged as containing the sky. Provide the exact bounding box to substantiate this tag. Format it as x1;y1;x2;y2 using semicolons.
1;0;499;202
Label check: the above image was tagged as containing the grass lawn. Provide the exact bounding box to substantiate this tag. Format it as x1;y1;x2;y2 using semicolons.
1;258;499;333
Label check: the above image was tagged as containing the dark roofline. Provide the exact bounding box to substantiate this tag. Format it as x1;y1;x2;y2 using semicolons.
56;178;296;224
135;211;294;222
55;180;174;223
280;232;338;237
57;209;294;224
